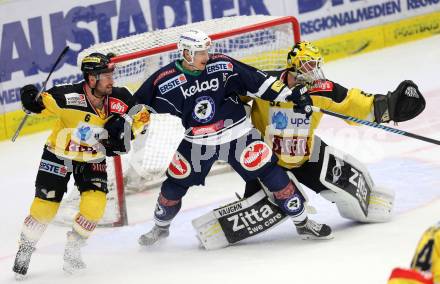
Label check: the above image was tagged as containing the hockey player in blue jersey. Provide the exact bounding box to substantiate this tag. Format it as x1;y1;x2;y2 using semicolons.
134;29;332;246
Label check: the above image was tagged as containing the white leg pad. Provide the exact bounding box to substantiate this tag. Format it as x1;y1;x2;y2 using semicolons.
319;145;394;223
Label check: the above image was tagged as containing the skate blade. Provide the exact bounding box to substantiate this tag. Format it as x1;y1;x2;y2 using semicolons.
300;233;334;240
63;263;86;275
14;273;27;281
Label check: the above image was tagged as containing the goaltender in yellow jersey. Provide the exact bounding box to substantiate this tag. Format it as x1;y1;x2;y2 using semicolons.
242;41;424;226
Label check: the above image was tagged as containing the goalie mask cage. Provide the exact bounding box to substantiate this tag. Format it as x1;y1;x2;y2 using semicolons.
55;15;300;227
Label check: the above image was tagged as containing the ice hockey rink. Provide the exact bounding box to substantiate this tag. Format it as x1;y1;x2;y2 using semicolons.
1;35;439;284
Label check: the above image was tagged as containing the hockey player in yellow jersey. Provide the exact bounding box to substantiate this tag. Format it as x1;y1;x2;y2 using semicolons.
241;40;425;225
192;41;425;249
388;222;440;284
12;52;150;278
410;222;440;282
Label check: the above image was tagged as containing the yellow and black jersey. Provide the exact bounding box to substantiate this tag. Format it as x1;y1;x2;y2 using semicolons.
410;224;440;283
246;70;375;168
40;82;149;161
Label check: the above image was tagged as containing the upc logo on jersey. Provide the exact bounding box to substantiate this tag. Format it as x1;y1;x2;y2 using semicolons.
271;111;288;130
39;159;68;177
180;78;219;98
159;74;187;94
72;122;103;145
206;61;233;74
65;93;87;107
75;125;92;141
270;109;310;130
109;97;128;114
240;141;272;171
192;96;215;123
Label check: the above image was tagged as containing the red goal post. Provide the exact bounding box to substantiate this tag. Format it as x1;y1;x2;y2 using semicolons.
57;15;301;227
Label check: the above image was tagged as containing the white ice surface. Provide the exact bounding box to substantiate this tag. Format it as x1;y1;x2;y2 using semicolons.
1;35;440;284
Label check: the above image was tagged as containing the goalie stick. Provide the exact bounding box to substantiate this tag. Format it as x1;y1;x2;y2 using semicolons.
311;106;440;146
11;46;70;142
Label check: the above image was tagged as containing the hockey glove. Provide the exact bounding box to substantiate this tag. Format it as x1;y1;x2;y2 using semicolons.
373;80;425;123
101;114;133;156
20;84;45;114
288;84;313;119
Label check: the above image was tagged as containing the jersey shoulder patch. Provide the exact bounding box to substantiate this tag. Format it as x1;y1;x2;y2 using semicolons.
206;60;234;74
210;53;231;61
153;68;178;86
308;80;334;93
109;87;133;114
47;83;85;108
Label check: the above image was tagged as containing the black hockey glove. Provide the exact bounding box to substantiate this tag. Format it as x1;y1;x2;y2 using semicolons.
20;84;45;114
101;114;133;156
374;80;425;123
288;84;313;119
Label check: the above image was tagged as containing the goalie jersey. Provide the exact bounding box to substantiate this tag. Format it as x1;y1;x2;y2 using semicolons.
248;70;376;168
39;82;149;161
134;54;293;145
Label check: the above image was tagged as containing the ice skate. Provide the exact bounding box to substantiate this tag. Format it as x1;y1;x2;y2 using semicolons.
63;231;86;274
138;225;170;246
12;234;36;280
295;217;333;240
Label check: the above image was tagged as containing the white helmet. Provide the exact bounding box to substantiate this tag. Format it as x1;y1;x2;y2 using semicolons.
177;29;212;64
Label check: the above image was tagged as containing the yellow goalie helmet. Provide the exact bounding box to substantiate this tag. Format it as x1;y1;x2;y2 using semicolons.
286;41;325;83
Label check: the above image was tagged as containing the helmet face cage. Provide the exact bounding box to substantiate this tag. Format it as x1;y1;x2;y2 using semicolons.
287;41;325;83
177;29;212;64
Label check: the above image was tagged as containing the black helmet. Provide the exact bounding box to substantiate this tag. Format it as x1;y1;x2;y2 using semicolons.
81;52;115;75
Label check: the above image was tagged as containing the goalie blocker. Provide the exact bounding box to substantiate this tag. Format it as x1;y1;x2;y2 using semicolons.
193;143;394;250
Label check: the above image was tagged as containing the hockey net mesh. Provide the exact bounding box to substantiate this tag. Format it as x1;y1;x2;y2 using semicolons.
55;15;298;226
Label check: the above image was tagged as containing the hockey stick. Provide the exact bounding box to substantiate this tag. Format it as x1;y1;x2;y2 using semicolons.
11;46;70;142
311;106;440;146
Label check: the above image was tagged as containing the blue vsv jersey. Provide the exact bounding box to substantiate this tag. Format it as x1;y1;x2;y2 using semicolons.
134;54;293;145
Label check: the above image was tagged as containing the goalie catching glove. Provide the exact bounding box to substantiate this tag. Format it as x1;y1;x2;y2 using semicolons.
374;80;425;123
20;84;45;114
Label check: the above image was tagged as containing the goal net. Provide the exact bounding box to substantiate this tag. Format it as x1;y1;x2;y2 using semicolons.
54;15;300;227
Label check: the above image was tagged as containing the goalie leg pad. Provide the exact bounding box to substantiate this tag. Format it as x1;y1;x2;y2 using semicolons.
192;190;288;250
319;145;394;222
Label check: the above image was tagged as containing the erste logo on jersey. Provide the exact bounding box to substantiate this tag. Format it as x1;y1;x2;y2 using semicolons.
240;141;272;171
167;152;191;179
39;159;68;177
65;93;87;107
192;96;215;123
159;74;187;94
206;61;233;74
181;78;219;98
109;97;128;114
